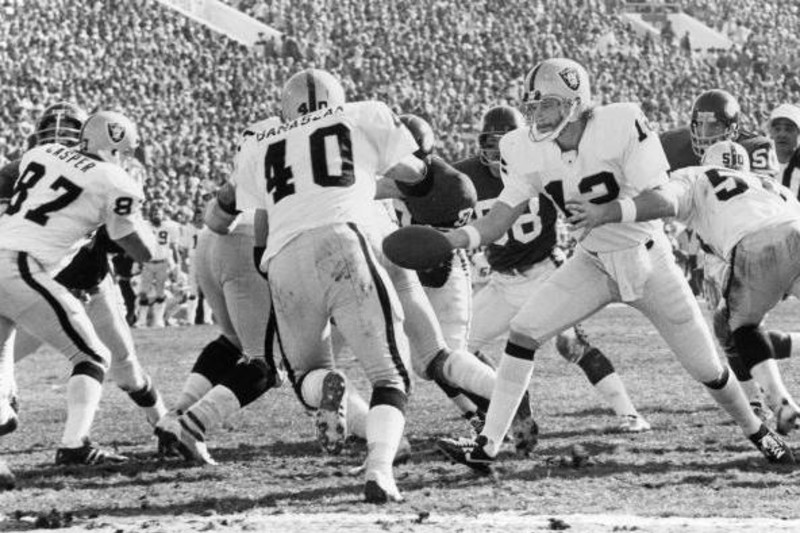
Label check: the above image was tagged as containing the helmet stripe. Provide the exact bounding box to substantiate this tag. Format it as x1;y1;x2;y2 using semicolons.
527;64;542;93
306;72;317;113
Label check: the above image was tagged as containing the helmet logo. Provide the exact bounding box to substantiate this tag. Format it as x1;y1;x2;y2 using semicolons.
558;67;581;91
107;122;126;143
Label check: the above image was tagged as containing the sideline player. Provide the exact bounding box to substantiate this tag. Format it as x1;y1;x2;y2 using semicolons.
431;58;792;471
136;204;180;328
0;110;158;488
234;68;428;502
569;139;800;436
455;105;649;432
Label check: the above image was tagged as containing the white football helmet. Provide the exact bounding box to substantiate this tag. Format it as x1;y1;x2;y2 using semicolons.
280;69;346;121
701;140;750;172
79;111;140;167
520;58;591;142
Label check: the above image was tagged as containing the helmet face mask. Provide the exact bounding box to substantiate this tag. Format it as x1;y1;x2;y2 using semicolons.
690;90;740;157
478;105;524;168
31;102;88;148
521;58;590;143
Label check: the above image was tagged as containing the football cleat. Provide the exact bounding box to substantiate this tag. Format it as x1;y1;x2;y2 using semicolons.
315;370;348;455
154;413;217;465
749;424;795;464
154;410;183;458
55;438;128;465
0;459;15;491
510;417;539;456
437;435;495;475
616;414;652;433
0;399;18;437
364;471;404;503
775;400;800;436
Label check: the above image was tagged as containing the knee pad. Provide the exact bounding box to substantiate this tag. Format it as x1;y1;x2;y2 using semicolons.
219;357;276;407
575;348;615;386
732;324;774;371
726;353;752;382
702;366;730;390
370;385;407;414
72;361;105;383
191;336;242;385
126;375;159;408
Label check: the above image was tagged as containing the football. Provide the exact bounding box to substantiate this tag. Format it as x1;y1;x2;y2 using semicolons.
382;225;454;270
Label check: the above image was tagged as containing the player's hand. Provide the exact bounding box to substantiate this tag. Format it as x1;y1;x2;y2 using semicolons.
565;199;613;241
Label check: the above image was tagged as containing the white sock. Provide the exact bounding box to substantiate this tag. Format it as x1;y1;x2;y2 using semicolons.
347;387;369;439
481;354;534;456
738;378;762;404
593;373;638;417
751;359;799;411
788;333;800;357
185;297;198;324
184;385;241;435
365;404;405;477
62;375;103;448
705;373;761;436
175;373;213;413
443;349;495;399
152;302;166;326
299;369;329;408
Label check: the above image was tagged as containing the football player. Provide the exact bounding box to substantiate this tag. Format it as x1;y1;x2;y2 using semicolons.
571;139;800;436
434;58;792;471
0;110;159;487
135;204;180;328
233;68;429;503
155;198;281;464
1;104;166;440
660;89;778;176
455;105;650;433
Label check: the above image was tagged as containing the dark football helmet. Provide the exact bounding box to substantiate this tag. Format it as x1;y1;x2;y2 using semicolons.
399;114;435;159
478;105;524;168
31;102;88;148
690;90;740;157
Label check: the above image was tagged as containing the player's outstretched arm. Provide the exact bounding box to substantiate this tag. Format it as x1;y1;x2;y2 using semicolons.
115;231;155;263
565;186;678;235
205;182;240;235
447;200;523;250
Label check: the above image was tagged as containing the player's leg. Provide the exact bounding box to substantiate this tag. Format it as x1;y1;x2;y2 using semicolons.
439;249;615;469
0;317;18;437
176;234;278;448
329;224;411;502
88;276;167;427
135;264;154;328
150;262;170;328
6;252;124;464
633;238;792;463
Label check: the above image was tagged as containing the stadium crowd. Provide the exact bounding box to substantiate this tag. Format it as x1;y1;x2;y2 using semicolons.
3;0;800;221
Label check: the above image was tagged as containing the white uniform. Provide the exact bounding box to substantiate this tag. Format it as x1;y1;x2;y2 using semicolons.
140;219;180;300
179;223;201;295
496;103;723;382
666;165;800;330
0;143;143;389
234;102;417;391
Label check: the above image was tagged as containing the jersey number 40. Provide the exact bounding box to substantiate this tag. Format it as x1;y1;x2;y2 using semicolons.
264;124;354;203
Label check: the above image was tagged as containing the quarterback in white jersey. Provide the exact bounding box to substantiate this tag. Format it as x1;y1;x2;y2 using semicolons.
234;68;427;503
0;111;156;481
435;58;793;470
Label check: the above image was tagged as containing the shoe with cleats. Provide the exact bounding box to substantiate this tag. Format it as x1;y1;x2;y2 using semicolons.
616;414;652;433
749;424;795;464
154;412;217;465
364;471;404;503
55;438;128;465
776;400;800;436
437;434;495;475
315;370;348;455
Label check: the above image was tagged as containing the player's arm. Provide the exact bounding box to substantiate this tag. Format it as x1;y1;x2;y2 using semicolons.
566;186;678;230
447;199;525;249
253;208;269;276
115;230;156;264
205;182;241;235
375;177;403;200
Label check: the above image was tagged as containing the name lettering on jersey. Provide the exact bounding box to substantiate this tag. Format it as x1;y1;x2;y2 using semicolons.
256;106;345;141
44;145;97;173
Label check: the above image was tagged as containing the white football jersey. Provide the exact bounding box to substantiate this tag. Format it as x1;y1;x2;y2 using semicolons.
148;219;181;261
498;103;669;253
234;101;418;260
0;144;143;273
179;223;200;254
666;165;800;259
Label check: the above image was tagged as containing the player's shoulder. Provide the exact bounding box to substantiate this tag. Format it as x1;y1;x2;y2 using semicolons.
92;160;144;199
590;103;649;138
593;102;644;122
498;127;532;159
344;100;398;126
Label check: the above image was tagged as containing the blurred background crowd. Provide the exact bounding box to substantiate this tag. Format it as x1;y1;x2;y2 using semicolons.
2;0;799;220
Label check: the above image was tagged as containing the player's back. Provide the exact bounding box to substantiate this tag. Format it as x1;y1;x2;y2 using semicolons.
234;101;417;259
672;165;800;258
0;143;141;273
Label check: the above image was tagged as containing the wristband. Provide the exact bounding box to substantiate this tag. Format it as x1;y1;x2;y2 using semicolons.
618;197;637;223
461;225;482;250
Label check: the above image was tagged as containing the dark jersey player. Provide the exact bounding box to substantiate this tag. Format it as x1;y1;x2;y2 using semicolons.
454;105;649;432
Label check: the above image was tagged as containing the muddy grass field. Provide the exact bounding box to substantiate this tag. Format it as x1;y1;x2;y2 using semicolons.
2;300;800;532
